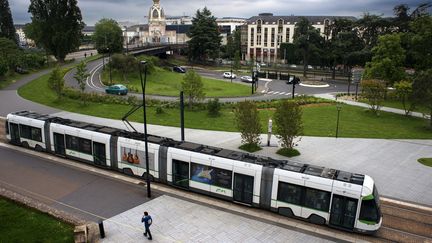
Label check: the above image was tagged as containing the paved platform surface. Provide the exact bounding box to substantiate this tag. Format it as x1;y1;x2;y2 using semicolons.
101;195;336;243
54;111;432;206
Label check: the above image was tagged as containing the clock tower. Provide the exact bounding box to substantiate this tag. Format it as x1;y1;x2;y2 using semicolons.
148;0;166;43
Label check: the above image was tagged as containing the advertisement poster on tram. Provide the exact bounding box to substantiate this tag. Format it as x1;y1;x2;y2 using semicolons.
120;146;154;170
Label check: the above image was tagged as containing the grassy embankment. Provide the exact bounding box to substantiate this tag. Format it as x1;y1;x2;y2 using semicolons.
0;198;74;242
18;71;432;139
101;66;251;97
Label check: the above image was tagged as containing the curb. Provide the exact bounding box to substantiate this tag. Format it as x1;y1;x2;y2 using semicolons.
299;83;330;88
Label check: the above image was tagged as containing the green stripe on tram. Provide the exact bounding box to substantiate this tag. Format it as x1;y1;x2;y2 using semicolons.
359;219;377;225
362;194;374;201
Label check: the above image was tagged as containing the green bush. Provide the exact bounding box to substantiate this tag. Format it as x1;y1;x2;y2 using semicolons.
239;143;262;152
277;148;301;157
207;98;221;117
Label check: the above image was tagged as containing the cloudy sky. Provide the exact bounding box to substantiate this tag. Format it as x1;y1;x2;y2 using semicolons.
10;0;429;25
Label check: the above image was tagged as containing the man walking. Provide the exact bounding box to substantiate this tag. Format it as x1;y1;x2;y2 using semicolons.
141;211;153;240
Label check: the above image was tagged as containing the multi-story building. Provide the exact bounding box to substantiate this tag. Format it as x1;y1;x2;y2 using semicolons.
245;13;355;64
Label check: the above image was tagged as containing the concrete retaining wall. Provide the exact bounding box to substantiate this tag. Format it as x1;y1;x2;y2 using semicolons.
0;117;6;143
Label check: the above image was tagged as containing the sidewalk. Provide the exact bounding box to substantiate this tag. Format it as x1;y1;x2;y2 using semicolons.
314;93;427;119
101;195;339;243
54;111;432;206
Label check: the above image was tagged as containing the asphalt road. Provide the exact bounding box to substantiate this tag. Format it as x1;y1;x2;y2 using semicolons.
0;145;159;222
62;59;352;102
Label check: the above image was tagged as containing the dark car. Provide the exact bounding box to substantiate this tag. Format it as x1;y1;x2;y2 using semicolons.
173;66;186;73
105;84;128;95
286;76;300;84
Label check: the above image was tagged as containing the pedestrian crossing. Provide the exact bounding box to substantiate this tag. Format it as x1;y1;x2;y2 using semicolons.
262;90;298;96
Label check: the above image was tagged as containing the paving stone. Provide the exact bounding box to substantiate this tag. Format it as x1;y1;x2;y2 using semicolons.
101;195;336;243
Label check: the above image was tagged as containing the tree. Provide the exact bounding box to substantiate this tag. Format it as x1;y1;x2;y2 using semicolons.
0;37;21;69
233;50;241;72
74;61;89;105
181;70;204;109
394;80;414;116
0;0;17;44
363;34;406;85
356;13;392;48
361;79;386;114
48;67;64;99
326;19;366;78
187;7;221;62
0;56;8;78
273;101;303;150
26;0;84;62
110;54;138;82
234;101;261;148
412;69;432;127
293;17;324;77
93;18;123;54
410;15;432;71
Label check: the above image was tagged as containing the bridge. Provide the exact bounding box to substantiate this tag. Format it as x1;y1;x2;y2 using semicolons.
125;43;188;56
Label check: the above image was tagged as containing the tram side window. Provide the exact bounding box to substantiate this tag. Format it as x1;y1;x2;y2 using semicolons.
19;124;42;142
359;199;379;223
277;182;302;205
66;135;79;151
304;188;330;211
66;135;92;154
79;138;92;155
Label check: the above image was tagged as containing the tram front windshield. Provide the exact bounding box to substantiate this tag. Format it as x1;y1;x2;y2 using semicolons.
359;185;381;223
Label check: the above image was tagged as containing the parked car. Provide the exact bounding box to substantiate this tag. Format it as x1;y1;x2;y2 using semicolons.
223;72;236;79
240;76;253;83
289;64;297;68
173;66;186;73
105;84;128;95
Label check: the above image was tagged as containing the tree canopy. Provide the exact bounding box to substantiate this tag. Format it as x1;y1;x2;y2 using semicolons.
364;34;406;84
0;0;17;44
26;0;84;62
181;70;205;108
293;17;324;76
412;69;432;127
187;7;221;62
93;18;123;54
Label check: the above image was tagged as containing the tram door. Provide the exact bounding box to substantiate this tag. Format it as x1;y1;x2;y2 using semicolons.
53;133;66;156
233;173;254;205
329;195;358;230
172;160;189;189
93;142;106;166
9;123;20;144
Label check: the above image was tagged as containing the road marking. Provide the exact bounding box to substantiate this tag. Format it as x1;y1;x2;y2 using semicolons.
87;63;105;91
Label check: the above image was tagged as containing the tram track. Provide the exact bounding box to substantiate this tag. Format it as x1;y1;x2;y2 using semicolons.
370;198;432;242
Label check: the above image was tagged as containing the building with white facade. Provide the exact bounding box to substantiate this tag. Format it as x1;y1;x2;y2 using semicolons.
244;13;355;64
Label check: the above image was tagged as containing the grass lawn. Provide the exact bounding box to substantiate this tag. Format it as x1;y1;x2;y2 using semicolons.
0;198;74;242
18;72;432;139
418;158;432;167
379;99;429;115
0;72;30;89
0;54;102;90
101;67;251;97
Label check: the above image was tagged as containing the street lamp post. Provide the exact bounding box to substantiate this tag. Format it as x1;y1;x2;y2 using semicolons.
230;57;233;83
108;48;112;84
335;104;342;138
124;26;129;54
139;60;151;198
